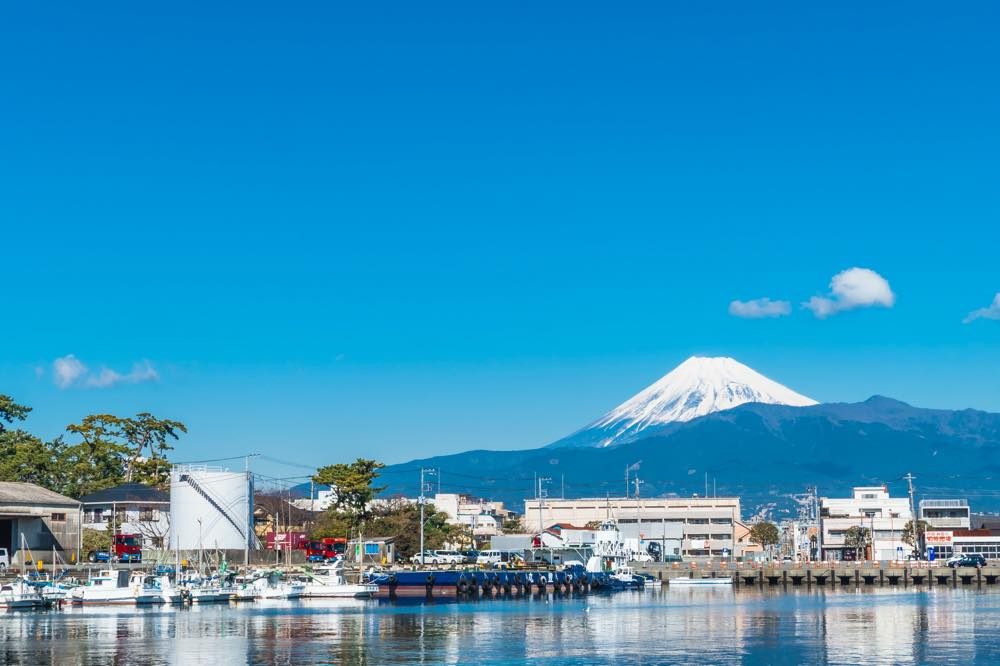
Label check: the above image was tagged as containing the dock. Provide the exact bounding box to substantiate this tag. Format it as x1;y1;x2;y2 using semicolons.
634;562;1000;587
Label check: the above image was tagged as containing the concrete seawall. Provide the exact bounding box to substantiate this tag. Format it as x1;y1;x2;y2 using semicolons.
635;562;1000;587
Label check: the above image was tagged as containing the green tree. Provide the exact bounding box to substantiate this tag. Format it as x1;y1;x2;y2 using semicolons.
312;459;386;528
748;521;780;548
0;394;32;430
66;413;186;488
365;501;461;560
0;429;62;488
902;519;928;555
844;526;870;560
82;528;111;557
0;395;64;489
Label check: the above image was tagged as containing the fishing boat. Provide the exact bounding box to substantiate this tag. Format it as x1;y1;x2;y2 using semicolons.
301;562;378;599
248;571;306;600
180;574;232;603
0;580;47;610
70;570;181;605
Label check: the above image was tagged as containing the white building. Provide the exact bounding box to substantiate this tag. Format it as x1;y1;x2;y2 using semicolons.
919;499;971;530
430;493;516;538
523;496;742;558
819;486;912;561
80;483;171;549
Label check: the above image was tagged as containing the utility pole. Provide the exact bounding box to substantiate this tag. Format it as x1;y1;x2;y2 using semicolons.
537;477;551;533
244;453;259;567
419;468;437;565
904;472;919;557
704;472;708;498
634;477;643;542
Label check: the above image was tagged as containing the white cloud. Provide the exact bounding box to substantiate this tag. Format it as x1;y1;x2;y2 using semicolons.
963;293;1000;324
729;298;791;319
803;267;896;318
52;356;159;389
53;355;87;389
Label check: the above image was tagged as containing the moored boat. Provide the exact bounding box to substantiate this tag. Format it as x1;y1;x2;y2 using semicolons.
69;570;179;605
301;563;378;599
0;580;48;610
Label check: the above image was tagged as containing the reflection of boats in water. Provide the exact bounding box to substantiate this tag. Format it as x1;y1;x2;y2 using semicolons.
668;577;732;586
300;563;378;599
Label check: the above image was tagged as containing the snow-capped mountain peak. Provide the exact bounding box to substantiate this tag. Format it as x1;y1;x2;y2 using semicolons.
549;356;817;448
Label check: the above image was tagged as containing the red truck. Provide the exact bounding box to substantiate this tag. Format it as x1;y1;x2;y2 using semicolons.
87;533;142;563
304;537;347;561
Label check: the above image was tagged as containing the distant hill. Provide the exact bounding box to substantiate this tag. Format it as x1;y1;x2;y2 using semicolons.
379;396;1000;517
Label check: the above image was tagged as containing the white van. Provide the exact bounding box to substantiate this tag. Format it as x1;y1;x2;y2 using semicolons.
0;548;8;569
476;550;521;568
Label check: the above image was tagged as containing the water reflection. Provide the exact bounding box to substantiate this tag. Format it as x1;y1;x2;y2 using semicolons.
0;589;998;664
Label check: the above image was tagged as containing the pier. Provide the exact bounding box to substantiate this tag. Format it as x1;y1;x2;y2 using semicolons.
634;562;1000;587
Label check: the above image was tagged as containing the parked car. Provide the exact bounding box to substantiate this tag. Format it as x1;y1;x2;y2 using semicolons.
410;550;436;565
947;554;987;568
460;550;479;564
476;550;523;568
87;550;112;563
0;547;8;570
409;550;464;565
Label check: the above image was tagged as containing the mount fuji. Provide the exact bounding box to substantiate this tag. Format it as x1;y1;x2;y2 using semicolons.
548;356;817;448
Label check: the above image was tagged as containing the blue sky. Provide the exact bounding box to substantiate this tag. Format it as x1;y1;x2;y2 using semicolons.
2;1;998;473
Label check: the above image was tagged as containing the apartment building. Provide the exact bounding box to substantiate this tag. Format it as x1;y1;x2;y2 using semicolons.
819;486;912;561
522;496;742;558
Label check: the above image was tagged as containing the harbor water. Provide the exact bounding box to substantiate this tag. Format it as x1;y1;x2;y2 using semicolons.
2;587;999;664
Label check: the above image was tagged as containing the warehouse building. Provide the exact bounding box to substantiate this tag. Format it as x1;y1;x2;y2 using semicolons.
0;482;82;566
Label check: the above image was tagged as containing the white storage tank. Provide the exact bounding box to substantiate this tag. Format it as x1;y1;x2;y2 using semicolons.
169;465;254;551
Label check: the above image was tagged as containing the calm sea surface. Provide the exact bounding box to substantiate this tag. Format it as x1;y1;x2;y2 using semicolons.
2;587;999;665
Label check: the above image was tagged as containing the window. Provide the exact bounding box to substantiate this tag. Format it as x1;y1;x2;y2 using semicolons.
51;513;67;522
138;507;157;522
84;509;103;523
711;518;732;525
687;518;709;524
151;537;164;548
711;534;731;540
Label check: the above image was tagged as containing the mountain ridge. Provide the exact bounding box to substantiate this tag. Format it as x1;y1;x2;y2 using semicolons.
379;396;1000;515
548;356;816;449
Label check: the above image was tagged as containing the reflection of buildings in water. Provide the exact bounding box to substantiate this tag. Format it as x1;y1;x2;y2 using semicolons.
821;588;917;663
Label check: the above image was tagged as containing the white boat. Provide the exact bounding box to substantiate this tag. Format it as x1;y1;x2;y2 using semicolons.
301;563;378;599
70;570;181;605
180;574;233;603
0;580;47;610
668;577;733;586
250;572;305;600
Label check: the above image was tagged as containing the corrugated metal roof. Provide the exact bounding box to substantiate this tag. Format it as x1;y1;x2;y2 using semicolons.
0;482;80;506
79;483;169;504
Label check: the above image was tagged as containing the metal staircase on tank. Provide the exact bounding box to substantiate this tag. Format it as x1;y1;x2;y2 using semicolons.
178;473;246;540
